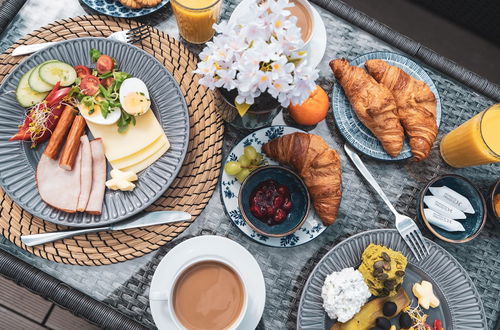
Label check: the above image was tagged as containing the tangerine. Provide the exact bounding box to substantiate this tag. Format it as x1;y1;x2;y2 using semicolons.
288;85;329;125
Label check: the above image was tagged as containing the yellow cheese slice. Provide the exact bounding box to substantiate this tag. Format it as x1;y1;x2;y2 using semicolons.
86;110;165;162
121;141;169;173
110;134;169;170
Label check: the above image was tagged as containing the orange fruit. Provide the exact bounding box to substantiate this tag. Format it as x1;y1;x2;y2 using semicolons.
288;85;329;125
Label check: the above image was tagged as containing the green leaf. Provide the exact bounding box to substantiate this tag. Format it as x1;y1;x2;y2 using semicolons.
113;71;131;89
98;99;110;118
90;48;102;62
98;84;110;99
81;96;94;107
99;72;113;79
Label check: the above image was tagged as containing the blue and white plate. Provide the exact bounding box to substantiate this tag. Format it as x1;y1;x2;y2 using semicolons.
332;51;442;161
81;0;169;18
220;126;327;248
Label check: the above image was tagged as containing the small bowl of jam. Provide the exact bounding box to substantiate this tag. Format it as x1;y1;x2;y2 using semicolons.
238;165;310;237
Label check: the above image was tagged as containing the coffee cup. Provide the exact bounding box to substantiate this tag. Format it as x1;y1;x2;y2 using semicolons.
288;0;315;48
150;255;248;330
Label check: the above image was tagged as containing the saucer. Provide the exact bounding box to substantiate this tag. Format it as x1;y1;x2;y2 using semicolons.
149;236;266;330
229;0;327;69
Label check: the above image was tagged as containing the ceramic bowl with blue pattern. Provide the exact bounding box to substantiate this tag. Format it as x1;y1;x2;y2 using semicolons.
238;165;310;238
418;174;487;243
81;0;169;18
486;178;500;229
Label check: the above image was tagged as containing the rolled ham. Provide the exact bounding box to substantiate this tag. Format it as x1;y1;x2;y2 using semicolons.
36;144;82;213
86;138;106;215
76;135;92;212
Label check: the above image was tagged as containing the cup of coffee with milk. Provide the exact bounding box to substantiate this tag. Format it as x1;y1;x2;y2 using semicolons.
150;256;248;330
287;0;315;47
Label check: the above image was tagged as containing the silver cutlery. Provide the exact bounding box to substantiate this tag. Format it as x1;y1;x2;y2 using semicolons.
344;144;430;262
11;24;151;56
20;210;191;246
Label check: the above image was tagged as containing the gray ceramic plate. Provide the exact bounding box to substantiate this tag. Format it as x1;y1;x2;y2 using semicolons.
297;229;487;330
332;51;442;161
0;38;189;227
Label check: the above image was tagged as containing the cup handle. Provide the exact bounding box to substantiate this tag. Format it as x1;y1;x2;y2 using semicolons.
149;291;168;301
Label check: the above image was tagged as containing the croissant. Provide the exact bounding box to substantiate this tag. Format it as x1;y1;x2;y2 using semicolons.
330;59;405;157
262;132;342;226
365;59;437;161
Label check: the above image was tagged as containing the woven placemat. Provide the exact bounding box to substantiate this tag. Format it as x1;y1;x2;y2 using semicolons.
0;15;224;266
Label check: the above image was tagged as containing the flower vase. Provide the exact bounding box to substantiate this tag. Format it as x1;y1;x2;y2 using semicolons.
216;88;281;130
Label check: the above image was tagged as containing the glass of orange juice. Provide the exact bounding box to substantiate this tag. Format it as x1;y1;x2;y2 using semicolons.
440;104;500;167
171;0;223;44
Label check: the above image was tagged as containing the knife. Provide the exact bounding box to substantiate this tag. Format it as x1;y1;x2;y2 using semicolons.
20;211;191;247
12;42;57;56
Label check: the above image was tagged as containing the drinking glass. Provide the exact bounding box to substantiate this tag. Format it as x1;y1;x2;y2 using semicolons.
440;104;500;167
171;0;223;44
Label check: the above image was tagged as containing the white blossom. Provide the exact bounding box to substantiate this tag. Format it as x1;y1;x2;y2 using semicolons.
195;0;318;107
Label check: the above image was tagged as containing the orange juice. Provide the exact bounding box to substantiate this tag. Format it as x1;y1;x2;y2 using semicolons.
440;104;500;167
171;0;222;44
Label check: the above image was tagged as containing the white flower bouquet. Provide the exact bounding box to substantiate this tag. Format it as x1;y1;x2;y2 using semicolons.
194;0;318;116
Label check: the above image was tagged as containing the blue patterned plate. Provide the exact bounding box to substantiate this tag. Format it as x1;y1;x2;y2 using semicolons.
332;51;442;161
220;126;327;248
81;0;169;18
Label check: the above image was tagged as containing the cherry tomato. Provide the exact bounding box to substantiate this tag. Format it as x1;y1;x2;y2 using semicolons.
96;55;115;74
74;65;91;78
101;77;115;89
80;75;100;96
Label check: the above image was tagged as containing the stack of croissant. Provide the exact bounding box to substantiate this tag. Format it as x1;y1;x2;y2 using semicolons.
262;132;342;226
330;58;438;161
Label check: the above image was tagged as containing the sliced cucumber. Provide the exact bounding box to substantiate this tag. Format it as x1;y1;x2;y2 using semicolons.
16;67;49;107
39;61;77;87
28;60;57;92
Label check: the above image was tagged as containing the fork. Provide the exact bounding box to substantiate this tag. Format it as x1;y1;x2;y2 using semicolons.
11;25;151;56
344;144;430;262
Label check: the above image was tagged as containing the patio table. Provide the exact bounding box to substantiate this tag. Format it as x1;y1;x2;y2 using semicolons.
0;0;499;329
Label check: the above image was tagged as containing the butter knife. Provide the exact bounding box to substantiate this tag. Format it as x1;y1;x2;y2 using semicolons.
12;42;57;56
21;211;191;246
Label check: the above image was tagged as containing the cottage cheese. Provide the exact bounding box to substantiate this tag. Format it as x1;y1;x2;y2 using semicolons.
321;267;371;323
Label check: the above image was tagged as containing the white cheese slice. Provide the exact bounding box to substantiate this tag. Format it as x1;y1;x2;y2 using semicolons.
86;110;166;162
121;141;169;173
110;134;169;170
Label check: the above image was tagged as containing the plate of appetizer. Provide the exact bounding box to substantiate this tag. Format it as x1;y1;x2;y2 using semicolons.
220;125;342;247
81;0;169;18
0;38;189;227
330;52;442;161
297;229;487;330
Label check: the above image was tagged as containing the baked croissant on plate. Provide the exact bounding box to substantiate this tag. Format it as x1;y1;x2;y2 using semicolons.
262;132;342;226
330;58;405;157
365;59;438;161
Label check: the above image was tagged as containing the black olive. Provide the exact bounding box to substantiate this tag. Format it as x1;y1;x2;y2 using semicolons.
399;312;413;328
376;317;391;330
382;301;397;317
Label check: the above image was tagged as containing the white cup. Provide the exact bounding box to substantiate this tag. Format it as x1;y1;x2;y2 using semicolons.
149;255;248;330
293;0;315;48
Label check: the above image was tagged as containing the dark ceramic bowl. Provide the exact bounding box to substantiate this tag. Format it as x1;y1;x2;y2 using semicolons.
418;174;487;243
238;165;310;238
486;178;500;229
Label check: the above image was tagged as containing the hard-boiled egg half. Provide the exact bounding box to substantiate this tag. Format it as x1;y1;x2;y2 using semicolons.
79;96;121;125
119;78;151;116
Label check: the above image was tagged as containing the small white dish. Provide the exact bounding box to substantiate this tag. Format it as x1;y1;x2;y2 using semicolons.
229;0;327;69
149;236;266;330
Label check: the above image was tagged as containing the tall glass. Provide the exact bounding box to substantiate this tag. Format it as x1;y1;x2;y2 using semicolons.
171;0;223;44
440;104;500;167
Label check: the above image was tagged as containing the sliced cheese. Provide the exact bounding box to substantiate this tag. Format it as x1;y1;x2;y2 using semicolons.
86;110;166;162
122;141;169;173
110;134;169;170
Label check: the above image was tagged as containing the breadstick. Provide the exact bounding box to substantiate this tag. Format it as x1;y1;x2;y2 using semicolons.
43;105;76;159
59;116;86;170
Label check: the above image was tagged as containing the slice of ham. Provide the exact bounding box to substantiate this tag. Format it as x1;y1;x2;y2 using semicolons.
76;135;92;212
86;138;106;215
36;144;82;213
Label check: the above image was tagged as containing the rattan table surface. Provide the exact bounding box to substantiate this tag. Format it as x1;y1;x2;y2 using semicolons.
0;0;499;329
